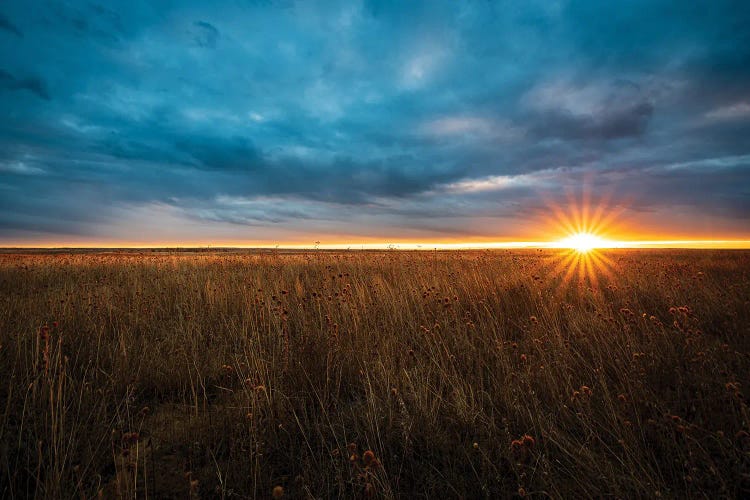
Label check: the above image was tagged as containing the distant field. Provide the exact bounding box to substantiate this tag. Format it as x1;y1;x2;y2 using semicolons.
1;250;748;498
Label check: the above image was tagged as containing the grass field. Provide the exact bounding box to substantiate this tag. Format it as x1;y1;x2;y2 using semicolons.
0;249;749;498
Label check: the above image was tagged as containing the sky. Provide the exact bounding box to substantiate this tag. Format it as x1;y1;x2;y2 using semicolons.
1;0;749;247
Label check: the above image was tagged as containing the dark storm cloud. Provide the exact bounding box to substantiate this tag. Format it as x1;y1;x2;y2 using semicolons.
0;0;749;242
523;80;656;141
0;69;49;100
0;14;22;37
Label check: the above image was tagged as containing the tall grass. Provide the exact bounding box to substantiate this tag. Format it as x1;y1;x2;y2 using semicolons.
0;249;748;498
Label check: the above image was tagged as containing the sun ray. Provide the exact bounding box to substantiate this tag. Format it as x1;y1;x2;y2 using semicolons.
536;184;628;296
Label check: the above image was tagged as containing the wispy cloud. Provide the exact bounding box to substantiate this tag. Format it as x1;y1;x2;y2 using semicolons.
705;102;750;121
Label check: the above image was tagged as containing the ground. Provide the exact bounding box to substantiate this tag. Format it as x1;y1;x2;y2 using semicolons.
0;249;749;498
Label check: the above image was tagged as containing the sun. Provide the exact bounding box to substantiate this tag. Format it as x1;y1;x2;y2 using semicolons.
539;190;625;292
558;232;608;253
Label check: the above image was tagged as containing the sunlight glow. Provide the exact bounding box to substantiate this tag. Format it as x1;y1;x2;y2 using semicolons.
5;239;750;250
557;232;611;253
537;190;625;292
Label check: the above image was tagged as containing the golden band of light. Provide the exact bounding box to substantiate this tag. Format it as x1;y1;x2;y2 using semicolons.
2;239;750;249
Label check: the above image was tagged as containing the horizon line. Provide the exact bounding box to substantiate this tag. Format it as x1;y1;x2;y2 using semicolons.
2;239;750;250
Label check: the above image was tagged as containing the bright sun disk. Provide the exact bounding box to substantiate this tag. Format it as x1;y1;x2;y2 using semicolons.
559;232;608;253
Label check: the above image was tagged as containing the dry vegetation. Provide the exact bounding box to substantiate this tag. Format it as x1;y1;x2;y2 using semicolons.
0;249;749;498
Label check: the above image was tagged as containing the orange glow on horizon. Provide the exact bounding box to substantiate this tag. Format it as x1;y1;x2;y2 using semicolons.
1;238;750;249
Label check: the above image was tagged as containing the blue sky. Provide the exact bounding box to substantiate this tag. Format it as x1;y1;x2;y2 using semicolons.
1;0;749;245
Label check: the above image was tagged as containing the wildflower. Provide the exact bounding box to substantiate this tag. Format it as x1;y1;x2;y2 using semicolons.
121;432;139;445
272;485;284;498
510;439;523;452
363;450;375;466
472;442;479;450
518;487;527;497
511;434;535;460
726;382;741;397
521;435;535;448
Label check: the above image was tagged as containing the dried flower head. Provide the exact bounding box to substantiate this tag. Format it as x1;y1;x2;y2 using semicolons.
521;435;535;448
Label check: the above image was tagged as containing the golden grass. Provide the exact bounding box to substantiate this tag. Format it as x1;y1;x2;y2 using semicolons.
0;249;748;498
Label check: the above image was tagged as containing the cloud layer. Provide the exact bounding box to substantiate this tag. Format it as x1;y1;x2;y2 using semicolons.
1;0;749;244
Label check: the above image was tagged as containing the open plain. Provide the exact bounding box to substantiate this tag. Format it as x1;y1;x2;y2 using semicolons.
0;249;749;498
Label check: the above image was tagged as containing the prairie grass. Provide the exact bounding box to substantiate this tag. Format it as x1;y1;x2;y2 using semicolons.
0;249;748;498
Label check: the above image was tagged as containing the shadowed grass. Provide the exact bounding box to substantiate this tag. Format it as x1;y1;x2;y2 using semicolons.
0;249;748;498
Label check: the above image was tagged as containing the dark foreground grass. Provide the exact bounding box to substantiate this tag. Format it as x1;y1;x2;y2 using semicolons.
0;249;749;498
